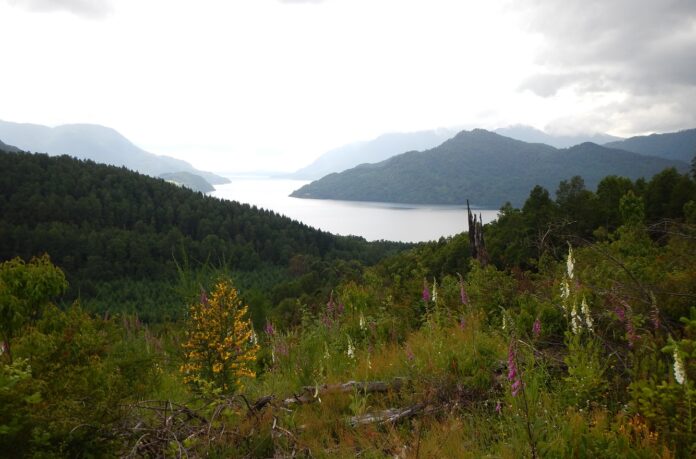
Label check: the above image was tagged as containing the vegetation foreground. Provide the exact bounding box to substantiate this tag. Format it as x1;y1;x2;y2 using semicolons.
1;151;696;457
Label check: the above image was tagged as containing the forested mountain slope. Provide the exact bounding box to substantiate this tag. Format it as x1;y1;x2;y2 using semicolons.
291;129;686;207
0;149;406;319
604;128;696;162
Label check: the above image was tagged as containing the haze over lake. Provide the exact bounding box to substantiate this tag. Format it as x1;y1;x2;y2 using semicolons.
211;176;499;243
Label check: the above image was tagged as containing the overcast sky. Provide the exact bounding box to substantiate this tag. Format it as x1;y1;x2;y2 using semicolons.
1;0;695;172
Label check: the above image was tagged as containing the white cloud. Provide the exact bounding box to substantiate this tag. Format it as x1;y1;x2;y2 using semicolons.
4;0;111;18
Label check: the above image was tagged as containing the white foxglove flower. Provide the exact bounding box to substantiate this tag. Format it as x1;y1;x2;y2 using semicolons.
674;348;686;385
581;296;593;332
432;279;438;304
359;312;366;331
502;315;507;331
347;337;355;359
324;342;330;360
571;303;581;334
567;245;575;280
560;278;570;301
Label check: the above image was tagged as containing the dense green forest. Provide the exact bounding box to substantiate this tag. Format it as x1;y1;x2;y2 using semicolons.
291;129;686;207
1;147;696;457
0;150;407;321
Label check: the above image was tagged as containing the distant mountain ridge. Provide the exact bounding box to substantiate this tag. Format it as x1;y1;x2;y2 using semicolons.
0;139;20;152
290;128;460;179
495;125;622;148
159;171;215;193
604;128;696;162
291;129;687;207
0;120;229;184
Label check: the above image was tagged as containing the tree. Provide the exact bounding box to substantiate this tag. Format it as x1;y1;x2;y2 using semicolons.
0;254;66;363
179;279;259;394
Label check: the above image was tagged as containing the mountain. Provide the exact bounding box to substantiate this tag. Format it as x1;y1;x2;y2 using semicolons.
0;120;230;184
290;129;686;207
604;128;696;162
0;139;20;152
290;128;459;179
495;124;622;148
159;171;215;193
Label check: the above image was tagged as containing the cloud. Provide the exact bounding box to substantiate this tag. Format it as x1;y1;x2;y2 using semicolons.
519;0;696;93
4;0;112;18
516;0;696;133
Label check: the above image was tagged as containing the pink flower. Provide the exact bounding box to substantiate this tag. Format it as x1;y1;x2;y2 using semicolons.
532;318;541;338
511;379;522;397
495;400;502;414
264;321;275;336
508;341;523;397
459;317;466;330
422;279;431;302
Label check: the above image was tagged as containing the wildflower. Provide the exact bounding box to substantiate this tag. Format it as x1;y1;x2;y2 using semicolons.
250;325;258;346
502;315;507;331
571;303;581;334
508;342;522;397
347;336;355;359
432;279;438;304
323;342;330;360
532;318;541;338
673;348;686;385
459;316;466;330
560;277;570;302
264;321;275;336
495;400;502;414
359;312;366;331
422;279;431;302
581;296;593;332
507;342;519;382
566;245;575;280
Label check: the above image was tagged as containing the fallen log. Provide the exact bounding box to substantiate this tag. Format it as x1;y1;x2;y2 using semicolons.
348;403;441;427
281;377;407;406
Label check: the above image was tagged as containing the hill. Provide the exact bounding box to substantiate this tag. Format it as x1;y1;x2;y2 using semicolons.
604;128;696;162
0;150;406;320
159;171;215;193
290;129;686;207
289;128;458;179
0;120;230;184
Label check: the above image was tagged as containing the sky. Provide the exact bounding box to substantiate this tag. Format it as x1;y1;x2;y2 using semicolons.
1;0;695;173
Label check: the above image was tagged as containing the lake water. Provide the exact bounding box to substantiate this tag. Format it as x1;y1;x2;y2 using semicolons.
211;176;499;243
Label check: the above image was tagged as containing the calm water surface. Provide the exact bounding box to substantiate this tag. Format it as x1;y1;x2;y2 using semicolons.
211;176;499;243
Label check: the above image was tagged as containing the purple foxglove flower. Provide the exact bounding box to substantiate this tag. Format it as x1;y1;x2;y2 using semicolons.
264;321;275;336
422;279;430;303
511;379;522;397
495;400;502;414
533;318;541;338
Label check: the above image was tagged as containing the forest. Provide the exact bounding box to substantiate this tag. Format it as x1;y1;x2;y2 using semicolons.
1;148;696;457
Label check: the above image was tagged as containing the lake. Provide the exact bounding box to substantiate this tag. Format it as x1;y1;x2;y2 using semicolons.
211;176;499;243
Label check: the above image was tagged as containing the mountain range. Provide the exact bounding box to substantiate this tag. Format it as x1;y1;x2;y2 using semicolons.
290;125;625;180
604;128;696;162
0;120;229;185
290;129;689;207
